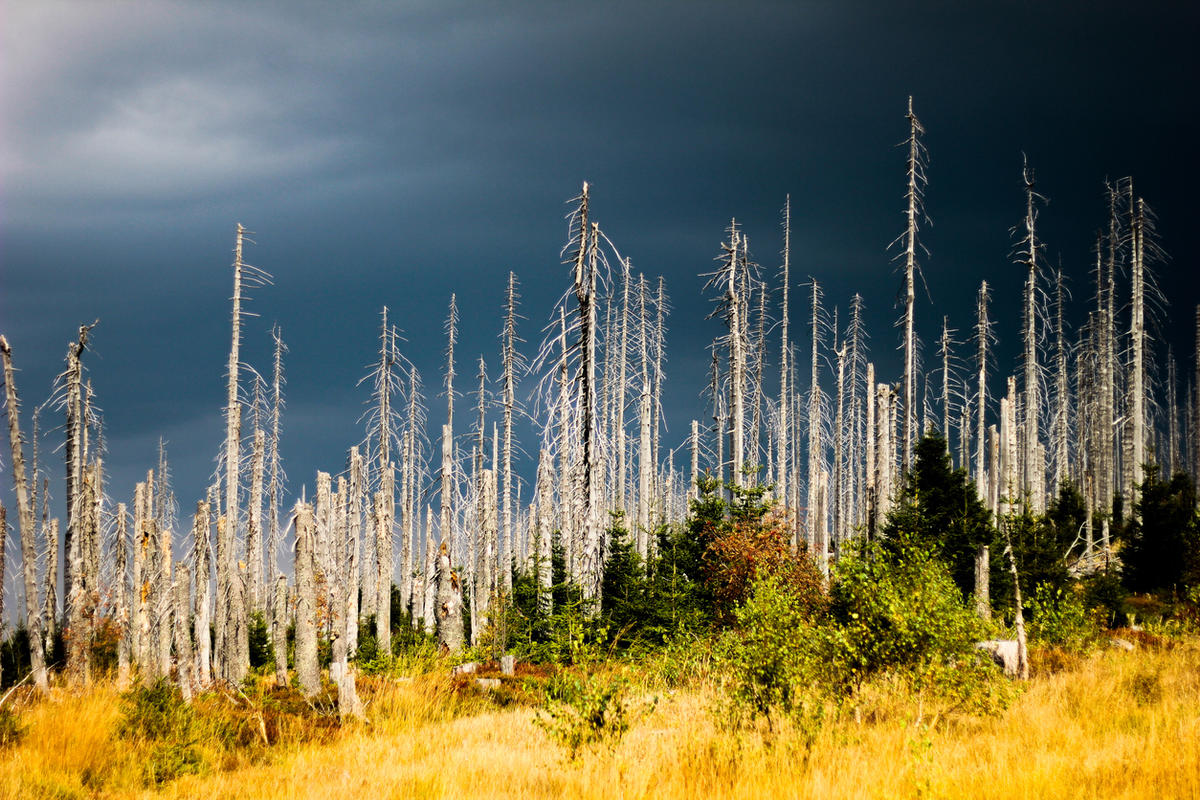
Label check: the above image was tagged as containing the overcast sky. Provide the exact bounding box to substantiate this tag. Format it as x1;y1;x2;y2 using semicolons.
2;1;1199;566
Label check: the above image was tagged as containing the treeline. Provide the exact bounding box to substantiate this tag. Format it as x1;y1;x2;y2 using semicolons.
2;99;1199;711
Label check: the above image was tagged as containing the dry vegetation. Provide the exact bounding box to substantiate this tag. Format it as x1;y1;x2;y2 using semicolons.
1;636;1197;800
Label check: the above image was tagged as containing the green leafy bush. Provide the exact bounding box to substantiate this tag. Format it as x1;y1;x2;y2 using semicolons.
118;680;207;785
0;705;25;748
534;674;652;758
725;572;819;727
1029;583;1098;653
824;542;991;694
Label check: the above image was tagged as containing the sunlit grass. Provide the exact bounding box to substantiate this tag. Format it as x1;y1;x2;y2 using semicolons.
2;638;1197;799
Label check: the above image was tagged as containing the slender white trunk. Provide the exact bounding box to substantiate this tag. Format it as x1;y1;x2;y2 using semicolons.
900;97;926;473
865;362;876;539
0;336;48;689
193;498;212;688
294;501;319;698
272;574;288;686
173;562;194;702
221;225;245;685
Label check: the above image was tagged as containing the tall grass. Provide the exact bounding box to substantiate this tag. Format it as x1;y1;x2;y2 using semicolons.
1;639;1197;799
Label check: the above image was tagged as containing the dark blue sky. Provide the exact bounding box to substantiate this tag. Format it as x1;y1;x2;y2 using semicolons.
2;1;1199;570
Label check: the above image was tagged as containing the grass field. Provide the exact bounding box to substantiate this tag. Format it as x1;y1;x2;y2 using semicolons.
1;635;1197;800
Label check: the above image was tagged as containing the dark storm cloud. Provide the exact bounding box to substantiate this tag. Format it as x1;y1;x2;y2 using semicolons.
2;0;1198;548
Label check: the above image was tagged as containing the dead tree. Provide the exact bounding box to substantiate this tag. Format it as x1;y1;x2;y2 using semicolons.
268;326;287;588
193;497;212;687
893;96;928;473
62;322;95;628
777;199;792;507
441;296;458;569
272;574;288;686
1015;159;1047;511
0;335;49;690
500;272;524;592
293;501;319;698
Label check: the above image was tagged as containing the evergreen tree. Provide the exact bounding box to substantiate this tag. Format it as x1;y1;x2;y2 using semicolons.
1121;468;1200;595
884;433;995;597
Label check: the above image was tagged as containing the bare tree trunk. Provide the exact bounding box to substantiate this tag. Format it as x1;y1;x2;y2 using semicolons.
1052;271;1070;493
115;503;130;686
248;428;265;613
834;343;846;554
900;97;926;474
477;467;497;625
268;326;286;589
221;225;245;685
435;540;464;652
441;295;458;583
501;272;521;594
347;447;363;656
976;282;991;498
1000;519;1029;680
157;474;174;678
865;362;876;540
570;186;604;601
534;451;554;618
726;227;746;488
173;562;194;701
778;198;791;508
688;419;699;505
272;574;289;687
808;280;823;554
1129;196;1147;515
374;465;394;655
193;498;212;688
975;544;990;619
63;323;92;631
294;502;319;698
1019;160;1044;511
66;467;94;683
42;479;57;649
0;336;48;689
423;505;437;633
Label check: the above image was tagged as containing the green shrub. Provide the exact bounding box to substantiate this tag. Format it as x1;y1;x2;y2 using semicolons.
534;674;652;758
0;705;25;748
725;572;819;727
248;612;273;669
117;680;207;785
1029;582;1098;652
1083;571;1130;628
824;541;991;695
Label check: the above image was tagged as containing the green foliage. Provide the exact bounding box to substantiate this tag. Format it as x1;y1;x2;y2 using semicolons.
884;434;995;598
600;516;648;638
0;705;25;748
0;626;31;689
534;674;652;759
1083;571;1130;628
118;680;206;785
1122;468;1200;596
725;572;822;728
248;612;272;670
1028;583;1098;652
823;541;992;697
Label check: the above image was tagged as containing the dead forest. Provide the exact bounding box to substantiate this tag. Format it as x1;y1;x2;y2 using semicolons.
1;99;1196;712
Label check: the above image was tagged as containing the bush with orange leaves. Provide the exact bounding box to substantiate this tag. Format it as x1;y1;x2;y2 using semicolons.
690;477;826;624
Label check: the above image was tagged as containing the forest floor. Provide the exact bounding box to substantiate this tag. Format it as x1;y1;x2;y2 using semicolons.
2;633;1198;800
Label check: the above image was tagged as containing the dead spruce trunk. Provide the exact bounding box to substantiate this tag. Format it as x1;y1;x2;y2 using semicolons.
0;336;49;690
294;502;320;698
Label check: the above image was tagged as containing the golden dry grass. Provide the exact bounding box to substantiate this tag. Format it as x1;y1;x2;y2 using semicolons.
2;639;1198;800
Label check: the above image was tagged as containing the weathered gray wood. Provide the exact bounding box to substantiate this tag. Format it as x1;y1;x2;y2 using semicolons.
294;502;320;698
0;336;49;690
